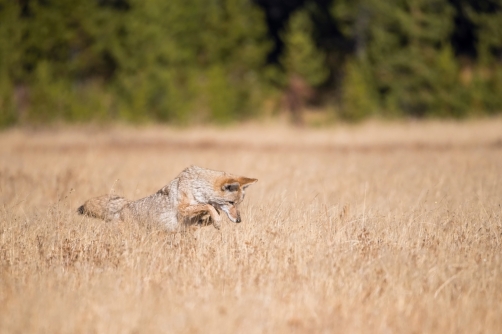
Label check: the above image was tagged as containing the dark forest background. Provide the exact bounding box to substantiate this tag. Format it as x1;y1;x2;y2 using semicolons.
1;0;501;126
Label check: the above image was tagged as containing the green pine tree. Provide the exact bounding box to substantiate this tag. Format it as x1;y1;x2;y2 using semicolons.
341;59;379;121
114;0;271;124
281;9;329;87
466;3;502;113
333;0;466;117
0;0;22;126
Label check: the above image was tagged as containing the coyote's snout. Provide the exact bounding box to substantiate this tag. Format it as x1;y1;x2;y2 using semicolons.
212;202;241;223
78;166;257;231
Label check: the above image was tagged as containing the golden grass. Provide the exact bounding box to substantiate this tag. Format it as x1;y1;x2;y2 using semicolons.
1;119;501;333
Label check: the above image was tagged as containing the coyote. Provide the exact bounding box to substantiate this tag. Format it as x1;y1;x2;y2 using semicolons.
77;165;257;231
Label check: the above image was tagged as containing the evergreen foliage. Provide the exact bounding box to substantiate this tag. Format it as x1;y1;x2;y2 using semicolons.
281;9;329;88
0;0;270;126
0;0;501;126
341;59;379;121
332;0;502;120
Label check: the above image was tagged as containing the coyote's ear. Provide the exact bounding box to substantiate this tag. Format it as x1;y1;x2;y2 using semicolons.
238;177;258;189
221;181;240;192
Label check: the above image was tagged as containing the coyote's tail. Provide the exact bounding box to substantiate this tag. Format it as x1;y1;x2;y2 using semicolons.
77;195;129;221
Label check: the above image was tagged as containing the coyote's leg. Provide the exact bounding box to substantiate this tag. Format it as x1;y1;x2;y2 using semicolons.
179;203;222;229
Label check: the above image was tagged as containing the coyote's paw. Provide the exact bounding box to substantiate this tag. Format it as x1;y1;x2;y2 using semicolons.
212;212;222;230
204;203;222;230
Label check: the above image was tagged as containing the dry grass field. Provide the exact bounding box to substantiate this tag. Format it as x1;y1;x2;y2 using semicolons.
1;120;501;333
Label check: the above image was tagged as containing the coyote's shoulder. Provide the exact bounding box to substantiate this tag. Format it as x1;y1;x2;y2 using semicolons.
78;165;257;231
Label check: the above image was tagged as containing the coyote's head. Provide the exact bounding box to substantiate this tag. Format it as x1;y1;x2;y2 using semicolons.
213;176;257;223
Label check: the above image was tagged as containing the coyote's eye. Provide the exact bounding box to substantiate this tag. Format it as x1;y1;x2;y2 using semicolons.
222;183;239;192
228;201;235;205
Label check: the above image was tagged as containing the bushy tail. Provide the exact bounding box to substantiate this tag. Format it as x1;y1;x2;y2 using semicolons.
77;195;129;221
76;205;86;215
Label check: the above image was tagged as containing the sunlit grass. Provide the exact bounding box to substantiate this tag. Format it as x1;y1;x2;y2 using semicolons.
1;119;501;333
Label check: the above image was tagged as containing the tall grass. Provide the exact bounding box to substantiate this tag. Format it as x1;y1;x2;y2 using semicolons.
1;120;501;333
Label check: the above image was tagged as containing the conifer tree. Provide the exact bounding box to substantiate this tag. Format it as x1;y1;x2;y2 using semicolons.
333;0;462;117
114;0;271;123
0;1;21;126
281;9;329;88
280;9;329;124
466;1;502;113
